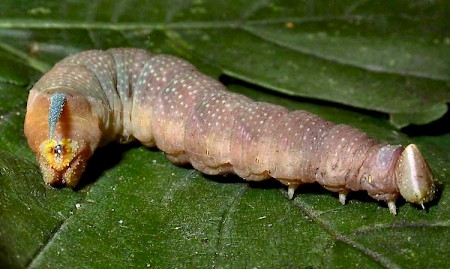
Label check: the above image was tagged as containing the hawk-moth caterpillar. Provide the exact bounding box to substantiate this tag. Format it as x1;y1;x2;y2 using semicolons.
24;48;438;215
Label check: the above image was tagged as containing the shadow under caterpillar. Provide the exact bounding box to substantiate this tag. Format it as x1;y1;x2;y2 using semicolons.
24;48;438;215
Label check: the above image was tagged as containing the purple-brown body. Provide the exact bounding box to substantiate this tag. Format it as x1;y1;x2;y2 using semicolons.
24;48;437;215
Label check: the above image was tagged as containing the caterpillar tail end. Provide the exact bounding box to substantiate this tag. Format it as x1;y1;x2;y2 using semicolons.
395;144;438;206
37;138;88;187
25;90;100;187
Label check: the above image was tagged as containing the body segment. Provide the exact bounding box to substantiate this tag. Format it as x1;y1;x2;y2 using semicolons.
24;48;437;214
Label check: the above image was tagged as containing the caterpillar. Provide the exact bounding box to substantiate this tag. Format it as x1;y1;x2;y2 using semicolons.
24;48;437;215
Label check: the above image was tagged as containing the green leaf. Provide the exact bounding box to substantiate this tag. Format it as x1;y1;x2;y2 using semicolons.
0;1;449;268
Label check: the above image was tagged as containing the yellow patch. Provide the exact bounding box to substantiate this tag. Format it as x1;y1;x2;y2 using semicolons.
39;138;79;171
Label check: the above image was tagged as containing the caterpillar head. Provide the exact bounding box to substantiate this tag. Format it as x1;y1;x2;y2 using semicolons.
395;144;437;207
24;90;101;187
